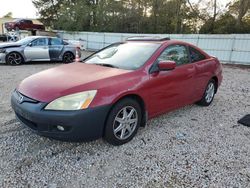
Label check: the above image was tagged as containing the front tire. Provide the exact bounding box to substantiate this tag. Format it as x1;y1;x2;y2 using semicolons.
63;52;75;64
104;98;142;146
6;52;24;65
197;79;216;106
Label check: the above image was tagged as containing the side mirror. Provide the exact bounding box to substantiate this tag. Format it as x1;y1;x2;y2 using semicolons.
158;60;176;71
27;43;32;47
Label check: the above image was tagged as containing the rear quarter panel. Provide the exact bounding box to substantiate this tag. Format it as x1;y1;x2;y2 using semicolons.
61;45;77;58
195;57;222;99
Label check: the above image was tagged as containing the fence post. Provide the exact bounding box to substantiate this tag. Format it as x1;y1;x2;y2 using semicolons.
86;32;89;50
103;33;105;48
229;35;236;64
196;35;200;46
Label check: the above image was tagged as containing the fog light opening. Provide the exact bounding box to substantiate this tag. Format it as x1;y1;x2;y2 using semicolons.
57;125;65;131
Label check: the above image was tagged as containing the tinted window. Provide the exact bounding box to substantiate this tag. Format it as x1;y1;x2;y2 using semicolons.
85;42;160;70
189;46;206;62
157;45;189;66
24;20;33;24
31;38;48;46
50;38;63;45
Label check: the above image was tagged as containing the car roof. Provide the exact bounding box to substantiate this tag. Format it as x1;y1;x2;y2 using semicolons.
125;37;210;57
23;36;61;40
126;36;170;42
125;37;195;46
14;19;32;21
125;36;187;45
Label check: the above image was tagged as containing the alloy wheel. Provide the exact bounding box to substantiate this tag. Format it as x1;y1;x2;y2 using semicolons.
113;106;138;140
7;52;23;65
63;52;74;63
205;82;215;103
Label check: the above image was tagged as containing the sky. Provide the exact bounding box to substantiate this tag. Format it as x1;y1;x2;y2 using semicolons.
0;0;232;19
0;0;38;18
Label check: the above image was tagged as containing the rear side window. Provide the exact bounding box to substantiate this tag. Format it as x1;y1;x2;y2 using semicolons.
189;46;206;62
50;38;63;45
20;20;32;24
157;45;190;66
24;20;33;24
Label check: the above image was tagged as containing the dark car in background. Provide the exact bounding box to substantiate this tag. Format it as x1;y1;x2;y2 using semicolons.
0;36;80;65
4;19;45;31
0;34;17;42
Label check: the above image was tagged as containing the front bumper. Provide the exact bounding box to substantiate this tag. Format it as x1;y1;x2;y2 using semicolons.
11;91;111;141
0;53;6;64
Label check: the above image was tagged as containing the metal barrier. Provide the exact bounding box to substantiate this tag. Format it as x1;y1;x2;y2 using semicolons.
57;31;250;65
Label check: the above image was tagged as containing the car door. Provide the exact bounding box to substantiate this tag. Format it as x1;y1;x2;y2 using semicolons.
16;20;24;30
24;38;50;61
147;44;196;117
24;20;33;30
49;38;64;61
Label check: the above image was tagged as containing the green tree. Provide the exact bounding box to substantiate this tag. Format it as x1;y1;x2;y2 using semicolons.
3;12;13;18
32;0;250;34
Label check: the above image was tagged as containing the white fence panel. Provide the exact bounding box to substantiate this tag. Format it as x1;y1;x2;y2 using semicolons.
104;33;123;45
234;38;250;51
58;31;250;65
231;51;250;64
205;50;231;62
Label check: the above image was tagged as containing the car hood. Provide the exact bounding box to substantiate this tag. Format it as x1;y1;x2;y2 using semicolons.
17;63;131;102
0;42;21;49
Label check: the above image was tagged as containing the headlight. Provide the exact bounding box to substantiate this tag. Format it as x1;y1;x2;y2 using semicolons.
0;48;6;53
45;90;97;110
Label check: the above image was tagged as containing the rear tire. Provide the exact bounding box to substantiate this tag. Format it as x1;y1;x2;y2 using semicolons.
6;52;24;65
104;98;142;146
63;52;75;64
197;79;216;106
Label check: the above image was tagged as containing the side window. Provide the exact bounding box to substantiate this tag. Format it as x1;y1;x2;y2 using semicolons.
157;45;189;66
31;38;48;46
24;20;33;24
189;46;206;63
50;38;63;45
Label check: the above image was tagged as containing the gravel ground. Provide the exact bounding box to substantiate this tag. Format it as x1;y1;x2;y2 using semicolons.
0;58;250;187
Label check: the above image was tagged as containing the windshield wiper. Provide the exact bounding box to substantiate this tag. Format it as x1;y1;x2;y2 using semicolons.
94;63;119;69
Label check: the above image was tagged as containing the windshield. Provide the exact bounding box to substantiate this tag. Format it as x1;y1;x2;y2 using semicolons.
85;42;160;70
16;37;36;45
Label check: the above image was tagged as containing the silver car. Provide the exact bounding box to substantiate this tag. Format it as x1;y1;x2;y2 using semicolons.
0;36;81;65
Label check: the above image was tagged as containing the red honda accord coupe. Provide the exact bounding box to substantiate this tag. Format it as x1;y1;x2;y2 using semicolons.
11;37;223;145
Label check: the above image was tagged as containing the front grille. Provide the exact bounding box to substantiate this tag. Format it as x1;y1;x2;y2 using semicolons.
14;90;39;104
